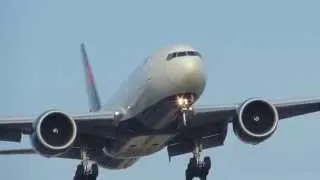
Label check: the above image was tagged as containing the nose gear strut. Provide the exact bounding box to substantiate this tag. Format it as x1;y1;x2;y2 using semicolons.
176;95;194;127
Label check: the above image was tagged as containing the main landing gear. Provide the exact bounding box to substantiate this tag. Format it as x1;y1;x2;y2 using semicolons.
74;149;99;180
185;141;211;180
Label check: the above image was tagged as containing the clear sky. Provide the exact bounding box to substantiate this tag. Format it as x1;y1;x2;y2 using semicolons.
1;0;320;179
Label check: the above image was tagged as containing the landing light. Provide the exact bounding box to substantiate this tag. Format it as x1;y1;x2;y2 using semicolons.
177;96;189;107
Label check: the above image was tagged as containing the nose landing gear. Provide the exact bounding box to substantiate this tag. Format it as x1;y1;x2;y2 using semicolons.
74;149;99;180
185;141;211;180
176;95;212;180
176;95;194;127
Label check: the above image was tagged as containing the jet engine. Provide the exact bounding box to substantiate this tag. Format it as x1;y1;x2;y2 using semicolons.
233;98;279;144
30;110;77;157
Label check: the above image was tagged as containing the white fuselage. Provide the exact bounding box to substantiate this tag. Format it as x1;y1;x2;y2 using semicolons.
97;45;207;169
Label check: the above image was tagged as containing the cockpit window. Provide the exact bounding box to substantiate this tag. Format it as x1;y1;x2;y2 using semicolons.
177;52;186;57
166;53;175;60
166;51;201;61
188;51;202;57
187;51;195;56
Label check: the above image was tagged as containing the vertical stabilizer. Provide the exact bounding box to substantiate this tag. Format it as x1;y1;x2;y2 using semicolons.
80;43;101;112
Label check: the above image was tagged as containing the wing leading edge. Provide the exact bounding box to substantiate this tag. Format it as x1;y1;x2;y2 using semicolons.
0;98;320;159
191;98;320;125
0;111;117;141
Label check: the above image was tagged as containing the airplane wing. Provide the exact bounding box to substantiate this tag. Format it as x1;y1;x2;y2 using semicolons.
0;111;117;143
167;98;320;158
1;98;320;160
0;111;118;160
0;110;117;160
193;98;320;125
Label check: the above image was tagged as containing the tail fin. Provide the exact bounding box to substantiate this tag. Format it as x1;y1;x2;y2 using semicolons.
80;43;101;112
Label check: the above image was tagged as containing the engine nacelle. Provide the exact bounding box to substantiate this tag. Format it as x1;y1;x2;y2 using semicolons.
233;98;279;145
30;110;77;157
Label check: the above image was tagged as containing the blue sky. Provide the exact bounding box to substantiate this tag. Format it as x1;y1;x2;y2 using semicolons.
1;0;320;179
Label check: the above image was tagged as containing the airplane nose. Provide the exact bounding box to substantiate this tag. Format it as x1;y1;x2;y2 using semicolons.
166;57;206;95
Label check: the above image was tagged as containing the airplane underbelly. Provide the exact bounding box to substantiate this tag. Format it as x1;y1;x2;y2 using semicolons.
96;134;174;170
97;155;139;169
114;134;174;158
111;96;182;158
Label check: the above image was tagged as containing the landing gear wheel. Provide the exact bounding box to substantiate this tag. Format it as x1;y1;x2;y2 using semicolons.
200;175;207;180
74;164;84;180
88;163;99;180
74;148;99;180
185;141;212;180
203;156;211;171
185;168;193;180
185;159;211;180
188;157;197;169
74;163;99;180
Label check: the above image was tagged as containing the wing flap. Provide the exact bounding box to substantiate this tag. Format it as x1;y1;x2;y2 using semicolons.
0;149;35;155
0;129;22;142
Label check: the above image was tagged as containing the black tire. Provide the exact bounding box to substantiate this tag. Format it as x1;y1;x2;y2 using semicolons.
85;163;98;180
88;174;97;180
74;164;85;180
203;156;211;170
200;175;207;180
92;163;99;177
185;169;193;180
188;157;197;169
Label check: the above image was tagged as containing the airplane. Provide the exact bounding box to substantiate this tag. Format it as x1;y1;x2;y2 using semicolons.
1;43;320;180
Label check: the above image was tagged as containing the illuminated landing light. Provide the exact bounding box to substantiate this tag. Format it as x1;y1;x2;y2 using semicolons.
177;97;184;106
176;96;189;107
176;95;194;127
